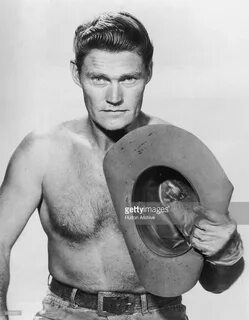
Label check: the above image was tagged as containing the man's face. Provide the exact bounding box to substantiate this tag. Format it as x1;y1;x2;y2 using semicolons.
77;49;151;131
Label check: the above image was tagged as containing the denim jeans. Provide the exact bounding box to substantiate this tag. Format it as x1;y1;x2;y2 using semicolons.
34;290;188;320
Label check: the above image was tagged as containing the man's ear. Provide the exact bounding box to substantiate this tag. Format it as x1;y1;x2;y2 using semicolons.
70;60;81;87
146;61;153;84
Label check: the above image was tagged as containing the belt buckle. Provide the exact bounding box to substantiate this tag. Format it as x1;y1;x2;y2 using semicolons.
97;292;135;316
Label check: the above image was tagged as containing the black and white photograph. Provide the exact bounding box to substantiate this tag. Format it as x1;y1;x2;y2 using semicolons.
0;1;248;319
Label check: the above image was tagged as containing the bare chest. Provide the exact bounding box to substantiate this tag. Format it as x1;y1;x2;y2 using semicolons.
41;146;119;243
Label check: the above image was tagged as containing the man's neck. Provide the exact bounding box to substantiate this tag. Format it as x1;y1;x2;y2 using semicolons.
87;112;150;152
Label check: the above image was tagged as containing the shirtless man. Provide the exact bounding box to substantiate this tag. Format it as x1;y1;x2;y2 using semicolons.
0;12;244;320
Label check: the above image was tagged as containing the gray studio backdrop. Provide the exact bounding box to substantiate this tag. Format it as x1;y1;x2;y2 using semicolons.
0;0;248;319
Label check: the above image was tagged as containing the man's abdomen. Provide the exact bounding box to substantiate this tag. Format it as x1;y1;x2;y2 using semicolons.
46;225;145;293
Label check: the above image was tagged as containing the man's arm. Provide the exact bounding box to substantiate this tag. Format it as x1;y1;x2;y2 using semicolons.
199;229;244;293
189;206;244;293
0;245;9;319
0;133;48;319
168;202;244;294
199;257;244;294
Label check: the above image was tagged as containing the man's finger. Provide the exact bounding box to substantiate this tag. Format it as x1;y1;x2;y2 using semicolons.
193;205;229;224
191;228;207;241
193;205;220;223
190;238;216;256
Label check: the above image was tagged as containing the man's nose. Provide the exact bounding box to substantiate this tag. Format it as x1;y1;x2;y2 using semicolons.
106;82;123;106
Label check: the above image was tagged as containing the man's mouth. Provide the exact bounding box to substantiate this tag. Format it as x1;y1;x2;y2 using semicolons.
102;110;128;112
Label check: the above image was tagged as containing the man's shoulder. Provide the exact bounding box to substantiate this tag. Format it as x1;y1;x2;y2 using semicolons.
26;117;88;148
14;117;89;164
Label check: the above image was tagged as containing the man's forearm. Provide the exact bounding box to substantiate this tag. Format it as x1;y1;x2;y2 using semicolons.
199;257;244;293
0;246;10;320
199;230;244;293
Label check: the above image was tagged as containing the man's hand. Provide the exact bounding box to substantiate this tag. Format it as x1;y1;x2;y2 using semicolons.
190;205;236;257
168;202;243;264
159;179;243;264
166;200;244;292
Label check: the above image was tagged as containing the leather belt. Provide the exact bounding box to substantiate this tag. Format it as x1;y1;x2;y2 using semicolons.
49;277;181;316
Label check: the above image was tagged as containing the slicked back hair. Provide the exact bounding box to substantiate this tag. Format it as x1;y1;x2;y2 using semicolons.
73;12;154;73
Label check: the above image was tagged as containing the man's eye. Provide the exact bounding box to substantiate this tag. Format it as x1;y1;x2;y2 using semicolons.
92;77;107;85
122;78;137;84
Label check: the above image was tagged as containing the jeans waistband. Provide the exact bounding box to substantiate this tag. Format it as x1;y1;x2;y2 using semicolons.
49;277;182;316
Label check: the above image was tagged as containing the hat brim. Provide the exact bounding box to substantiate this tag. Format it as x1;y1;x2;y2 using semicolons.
103;124;233;296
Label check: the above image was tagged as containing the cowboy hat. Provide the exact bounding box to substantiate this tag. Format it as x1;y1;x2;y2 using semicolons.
103;124;233;297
